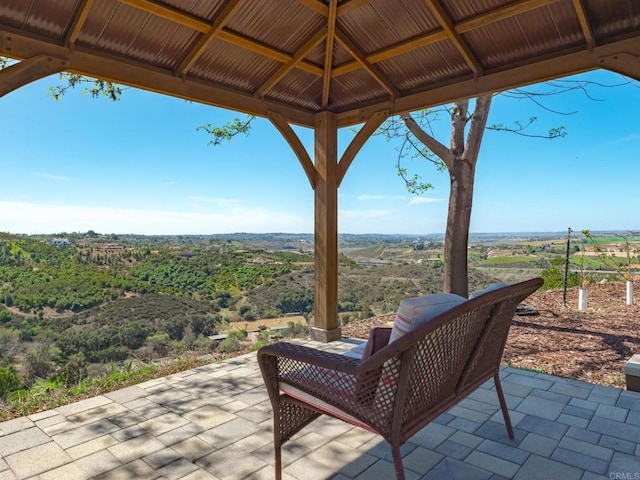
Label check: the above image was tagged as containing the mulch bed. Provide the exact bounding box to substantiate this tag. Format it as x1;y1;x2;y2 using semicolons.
341;282;640;388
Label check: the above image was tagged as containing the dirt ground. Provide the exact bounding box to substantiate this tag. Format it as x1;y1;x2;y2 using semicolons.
341;282;639;389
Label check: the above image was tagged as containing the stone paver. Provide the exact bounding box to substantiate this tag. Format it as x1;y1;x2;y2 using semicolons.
0;340;639;479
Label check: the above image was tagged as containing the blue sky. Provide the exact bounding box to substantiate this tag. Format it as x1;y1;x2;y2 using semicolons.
1;69;638;235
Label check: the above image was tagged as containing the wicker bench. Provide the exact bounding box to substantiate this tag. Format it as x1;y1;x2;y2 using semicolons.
258;278;543;480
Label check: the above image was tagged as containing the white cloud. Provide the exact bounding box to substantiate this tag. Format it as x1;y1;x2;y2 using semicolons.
0;201;310;235
40;173;71;181
409;197;441;205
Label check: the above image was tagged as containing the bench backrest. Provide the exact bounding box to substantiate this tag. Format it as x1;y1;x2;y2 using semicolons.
359;278;543;440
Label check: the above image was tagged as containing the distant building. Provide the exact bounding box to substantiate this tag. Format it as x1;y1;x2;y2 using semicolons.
49;238;72;247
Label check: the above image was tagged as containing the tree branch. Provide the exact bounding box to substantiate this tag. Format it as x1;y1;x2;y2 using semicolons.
198;116;256;146
464;94;492;160
402;113;452;168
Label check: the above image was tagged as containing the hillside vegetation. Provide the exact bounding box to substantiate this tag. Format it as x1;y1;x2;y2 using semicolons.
1;230;636;413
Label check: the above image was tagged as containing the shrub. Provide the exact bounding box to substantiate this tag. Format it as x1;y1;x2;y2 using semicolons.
217;336;241;353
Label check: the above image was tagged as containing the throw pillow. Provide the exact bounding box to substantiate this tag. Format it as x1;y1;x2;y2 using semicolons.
389;293;466;344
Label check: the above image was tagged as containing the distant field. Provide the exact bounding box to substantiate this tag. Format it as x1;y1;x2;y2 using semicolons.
225;315;306;332
481;256;537;265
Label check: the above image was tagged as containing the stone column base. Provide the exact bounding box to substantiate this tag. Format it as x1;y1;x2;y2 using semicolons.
623;354;640;392
310;327;342;343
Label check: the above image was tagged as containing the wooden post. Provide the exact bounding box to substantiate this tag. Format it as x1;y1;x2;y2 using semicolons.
311;111;341;342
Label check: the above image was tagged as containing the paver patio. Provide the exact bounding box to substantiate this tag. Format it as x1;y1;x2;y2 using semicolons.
1;338;639;480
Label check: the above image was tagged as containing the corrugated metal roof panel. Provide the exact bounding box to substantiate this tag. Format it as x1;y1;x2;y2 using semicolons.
378;41;469;92
328;70;388;110
189;39;279;94
1;0;639;120
339;0;438;55
588;0;640;39
227;0;325;55
12;0;75;37
266;70;323;112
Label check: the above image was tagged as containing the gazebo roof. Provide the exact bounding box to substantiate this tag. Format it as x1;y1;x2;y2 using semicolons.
1;0;639;127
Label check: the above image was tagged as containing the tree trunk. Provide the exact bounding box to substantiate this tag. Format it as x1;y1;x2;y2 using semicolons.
443;95;492;297
443;158;474;297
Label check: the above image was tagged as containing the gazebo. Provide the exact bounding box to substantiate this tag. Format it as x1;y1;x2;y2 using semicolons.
1;0;639;341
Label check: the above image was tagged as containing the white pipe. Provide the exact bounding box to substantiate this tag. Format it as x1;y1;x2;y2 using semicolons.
578;288;588;311
627;281;634;306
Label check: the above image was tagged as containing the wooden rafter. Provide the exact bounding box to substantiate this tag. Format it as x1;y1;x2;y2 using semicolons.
256;28;327;98
118;0;322;77
337;0;372;17
572;0;595;50
335;31;399;98
118;0;207;32
295;0;328;16
177;0;243;76
65;0;94;49
217;30;323;77
424;0;482;76
333;0;558;77
322;0;338;107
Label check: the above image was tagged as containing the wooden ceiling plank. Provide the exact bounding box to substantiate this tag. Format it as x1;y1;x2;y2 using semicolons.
256;28;327;97
177;0;244;76
322;0;338;107
335;30;399;98
216;29;324;76
65;0;95;49
572;0;595;49
424;0;482;76
296;0;328;16
118;0;209;32
0;54;69;97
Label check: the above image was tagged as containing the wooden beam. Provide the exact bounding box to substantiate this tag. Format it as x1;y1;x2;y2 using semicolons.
268;112;317;188
335;30;399;98
311;111;341;342
0;28;316;126
424;0;482;76
337;109;388;186
599;53;640;81
0;55;68;97
336;35;640;126
256;28;326;98
572;0;595;50
65;0;94;49
322;0;338;107
177;0;244;76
